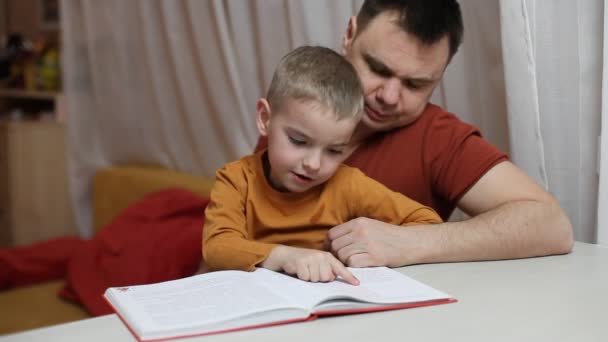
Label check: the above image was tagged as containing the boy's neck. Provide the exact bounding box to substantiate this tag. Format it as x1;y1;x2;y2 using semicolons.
261;151;273;186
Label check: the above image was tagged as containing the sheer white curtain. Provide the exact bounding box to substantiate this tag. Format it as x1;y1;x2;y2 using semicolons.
500;0;605;244
61;0;509;237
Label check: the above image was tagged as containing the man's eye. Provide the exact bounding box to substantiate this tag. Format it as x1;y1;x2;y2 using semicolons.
288;136;305;145
370;64;391;78
404;80;423;90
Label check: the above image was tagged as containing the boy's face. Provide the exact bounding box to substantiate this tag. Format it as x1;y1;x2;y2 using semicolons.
257;98;358;193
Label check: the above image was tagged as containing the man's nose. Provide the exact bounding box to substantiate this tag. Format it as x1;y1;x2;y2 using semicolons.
303;150;321;173
376;78;400;106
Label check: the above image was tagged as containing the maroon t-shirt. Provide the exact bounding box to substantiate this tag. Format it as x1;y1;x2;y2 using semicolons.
255;103;507;220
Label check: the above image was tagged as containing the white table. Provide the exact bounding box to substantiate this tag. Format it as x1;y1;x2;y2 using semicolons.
2;242;607;342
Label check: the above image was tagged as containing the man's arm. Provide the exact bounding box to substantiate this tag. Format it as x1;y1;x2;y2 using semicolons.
327;161;573;267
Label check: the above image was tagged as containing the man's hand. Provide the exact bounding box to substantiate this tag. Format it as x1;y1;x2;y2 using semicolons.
261;245;359;285
327;217;416;268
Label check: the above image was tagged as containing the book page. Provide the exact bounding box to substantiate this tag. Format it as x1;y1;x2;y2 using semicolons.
252;267;451;311
312;267;451;310
105;270;307;338
250;268;332;309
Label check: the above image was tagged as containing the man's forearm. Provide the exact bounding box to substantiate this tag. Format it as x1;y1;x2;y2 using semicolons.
403;199;573;265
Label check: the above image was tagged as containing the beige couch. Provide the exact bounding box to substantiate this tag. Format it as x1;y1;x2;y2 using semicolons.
0;165;214;335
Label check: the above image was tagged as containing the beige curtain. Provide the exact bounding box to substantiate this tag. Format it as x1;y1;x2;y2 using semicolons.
432;0;508;154
61;0;508;237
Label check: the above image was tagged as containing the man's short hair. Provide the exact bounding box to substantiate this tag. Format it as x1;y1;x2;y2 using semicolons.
266;46;363;121
356;0;463;61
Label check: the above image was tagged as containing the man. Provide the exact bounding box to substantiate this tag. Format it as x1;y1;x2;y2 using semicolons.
203;46;441;284
324;0;573;267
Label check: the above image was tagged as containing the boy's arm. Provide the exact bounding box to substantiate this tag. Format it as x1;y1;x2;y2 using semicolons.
261;245;359;285
202;167;277;271
346;168;442;225
204;166;358;284
325;168;442;268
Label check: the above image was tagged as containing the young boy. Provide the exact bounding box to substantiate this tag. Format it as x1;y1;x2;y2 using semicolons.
202;46;441;285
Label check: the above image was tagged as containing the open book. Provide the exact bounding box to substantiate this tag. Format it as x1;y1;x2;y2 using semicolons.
104;267;455;341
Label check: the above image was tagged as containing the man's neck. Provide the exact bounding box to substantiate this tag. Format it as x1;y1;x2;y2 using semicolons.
350;123;376;145
343;124;375;157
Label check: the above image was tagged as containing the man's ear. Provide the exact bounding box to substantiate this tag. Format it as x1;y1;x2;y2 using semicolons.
256;98;272;137
341;16;357;55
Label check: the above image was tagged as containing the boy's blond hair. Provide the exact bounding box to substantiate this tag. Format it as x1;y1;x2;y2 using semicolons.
266;46;363;121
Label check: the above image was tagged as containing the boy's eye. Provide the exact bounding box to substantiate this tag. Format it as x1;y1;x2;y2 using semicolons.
327;148;344;155
288;136;306;145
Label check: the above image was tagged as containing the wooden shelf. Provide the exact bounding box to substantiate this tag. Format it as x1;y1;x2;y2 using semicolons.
0;88;59;100
0;121;76;246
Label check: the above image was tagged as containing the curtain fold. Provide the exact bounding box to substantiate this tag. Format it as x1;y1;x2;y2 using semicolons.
432;0;509;154
498;0;547;188
500;0;604;243
597;2;608;246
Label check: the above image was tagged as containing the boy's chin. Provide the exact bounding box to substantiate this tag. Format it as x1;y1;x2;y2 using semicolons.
283;181;318;193
284;185;312;193
270;181;308;193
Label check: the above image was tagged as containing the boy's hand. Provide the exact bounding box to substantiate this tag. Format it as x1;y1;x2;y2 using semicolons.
261;245;359;285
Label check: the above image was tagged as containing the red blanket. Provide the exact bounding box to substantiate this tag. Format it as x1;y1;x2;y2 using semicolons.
0;189;208;316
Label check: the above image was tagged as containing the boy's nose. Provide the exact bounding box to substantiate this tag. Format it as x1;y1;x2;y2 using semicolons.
303;151;321;173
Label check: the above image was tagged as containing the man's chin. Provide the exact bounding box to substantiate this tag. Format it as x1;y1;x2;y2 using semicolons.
362;114;419;132
362;116;397;132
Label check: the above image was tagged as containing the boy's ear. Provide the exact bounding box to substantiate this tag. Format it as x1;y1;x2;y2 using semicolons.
341;16;357;55
256;98;272;137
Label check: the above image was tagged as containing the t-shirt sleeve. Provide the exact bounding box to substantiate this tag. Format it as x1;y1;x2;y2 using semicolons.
427;114;508;205
346;168;443;225
202;164;277;272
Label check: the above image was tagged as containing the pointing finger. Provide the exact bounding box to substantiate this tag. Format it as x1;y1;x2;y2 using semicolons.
331;260;359;286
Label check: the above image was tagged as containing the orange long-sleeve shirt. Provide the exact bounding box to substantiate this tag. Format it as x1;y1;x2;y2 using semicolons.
202;150;442;271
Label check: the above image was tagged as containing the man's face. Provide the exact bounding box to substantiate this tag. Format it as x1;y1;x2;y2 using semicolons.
342;12;450;132
259;99;357;193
